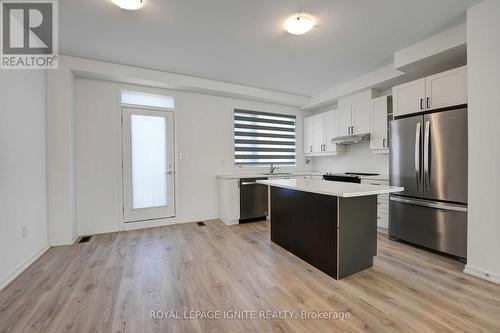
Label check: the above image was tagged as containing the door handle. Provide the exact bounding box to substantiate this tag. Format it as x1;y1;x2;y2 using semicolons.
166;171;173;175
420;98;424;110
424;120;431;190
383;138;386;147
415;122;421;190
426;97;431;109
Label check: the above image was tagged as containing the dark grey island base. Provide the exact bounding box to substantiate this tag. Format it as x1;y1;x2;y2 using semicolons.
270;186;378;280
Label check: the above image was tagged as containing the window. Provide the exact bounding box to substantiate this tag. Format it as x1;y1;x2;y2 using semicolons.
121;90;175;109
234;109;296;166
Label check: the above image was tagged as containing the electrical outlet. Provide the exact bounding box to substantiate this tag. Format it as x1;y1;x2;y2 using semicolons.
21;226;28;239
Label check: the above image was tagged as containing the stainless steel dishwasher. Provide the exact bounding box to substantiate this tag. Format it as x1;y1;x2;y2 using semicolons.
239;177;269;223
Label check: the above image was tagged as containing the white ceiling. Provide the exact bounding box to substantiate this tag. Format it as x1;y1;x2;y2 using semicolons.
60;0;479;96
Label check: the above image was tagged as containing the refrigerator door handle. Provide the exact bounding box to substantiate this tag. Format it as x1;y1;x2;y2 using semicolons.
424;120;431;191
415;122;421;190
390;196;467;212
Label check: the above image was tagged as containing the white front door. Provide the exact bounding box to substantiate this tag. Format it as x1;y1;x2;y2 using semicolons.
122;107;175;223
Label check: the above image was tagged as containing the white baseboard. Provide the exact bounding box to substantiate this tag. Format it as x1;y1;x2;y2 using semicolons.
123;217;177;231
219;218;239;225
78;226;121;236
0;245;50;291
50;233;78;246
464;265;500;285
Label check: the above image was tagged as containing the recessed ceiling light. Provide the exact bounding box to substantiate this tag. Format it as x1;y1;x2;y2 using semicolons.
284;14;316;35
110;0;145;10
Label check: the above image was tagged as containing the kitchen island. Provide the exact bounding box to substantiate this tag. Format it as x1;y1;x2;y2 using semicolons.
257;178;403;279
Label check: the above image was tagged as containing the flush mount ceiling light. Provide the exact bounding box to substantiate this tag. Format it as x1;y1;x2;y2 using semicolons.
110;0;145;10
284;13;316;35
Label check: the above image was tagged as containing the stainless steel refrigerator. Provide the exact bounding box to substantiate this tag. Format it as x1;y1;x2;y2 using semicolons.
389;107;468;259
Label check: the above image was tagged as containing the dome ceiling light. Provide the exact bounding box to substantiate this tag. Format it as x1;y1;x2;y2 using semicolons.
284;14;316;35
110;0;145;10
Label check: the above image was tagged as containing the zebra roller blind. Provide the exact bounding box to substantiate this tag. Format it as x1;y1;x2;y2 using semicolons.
234;109;296;166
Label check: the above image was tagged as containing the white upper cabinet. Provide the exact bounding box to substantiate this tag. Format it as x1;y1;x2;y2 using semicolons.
325;110;345;154
337;106;352;137
351;100;371;135
425;66;467;110
312;113;326;153
370;96;389;151
303;116;313;154
393;78;426;117
304;111;344;156
393;66;467;117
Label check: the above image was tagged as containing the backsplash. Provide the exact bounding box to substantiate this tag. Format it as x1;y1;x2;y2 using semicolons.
311;143;389;175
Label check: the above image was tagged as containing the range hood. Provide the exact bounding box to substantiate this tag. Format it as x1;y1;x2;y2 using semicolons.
331;133;370;145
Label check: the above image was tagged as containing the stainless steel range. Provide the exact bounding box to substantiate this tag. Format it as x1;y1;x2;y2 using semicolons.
323;172;379;184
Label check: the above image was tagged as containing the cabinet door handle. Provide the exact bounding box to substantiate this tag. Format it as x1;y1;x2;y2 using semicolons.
383;138;386;147
420;98;424;110
426;97;430;109
351;126;354;134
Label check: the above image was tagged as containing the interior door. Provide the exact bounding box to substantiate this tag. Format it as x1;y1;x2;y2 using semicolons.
351;100;371;134
390;115;423;198
122;107;175;222
423;108;468;203
337;106;352;136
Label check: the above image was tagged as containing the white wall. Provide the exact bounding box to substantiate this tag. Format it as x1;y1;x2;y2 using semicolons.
46;67;77;245
75;78;308;234
464;0;500;284
0;70;49;289
311;144;389;175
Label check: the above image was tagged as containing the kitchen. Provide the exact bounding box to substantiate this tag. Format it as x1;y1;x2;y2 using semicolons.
1;1;500;332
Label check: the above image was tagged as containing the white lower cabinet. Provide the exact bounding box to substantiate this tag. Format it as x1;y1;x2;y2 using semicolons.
217;179;240;225
361;179;389;231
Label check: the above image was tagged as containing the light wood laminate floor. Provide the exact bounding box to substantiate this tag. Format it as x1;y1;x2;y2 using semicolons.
1;220;500;333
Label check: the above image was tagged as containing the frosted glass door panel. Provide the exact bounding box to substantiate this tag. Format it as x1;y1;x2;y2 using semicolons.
122;108;175;223
131;115;168;209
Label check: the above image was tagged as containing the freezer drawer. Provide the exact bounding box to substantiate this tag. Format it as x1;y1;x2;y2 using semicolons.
389;196;467;258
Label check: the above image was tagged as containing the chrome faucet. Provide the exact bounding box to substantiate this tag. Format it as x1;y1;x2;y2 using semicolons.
269;163;277;174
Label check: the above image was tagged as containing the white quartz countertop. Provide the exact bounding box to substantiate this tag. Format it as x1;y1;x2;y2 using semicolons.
216;171;323;180
257;178;404;198
359;174;389;181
